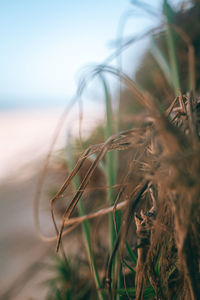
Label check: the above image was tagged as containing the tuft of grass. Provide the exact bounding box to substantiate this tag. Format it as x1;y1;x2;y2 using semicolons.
36;2;200;300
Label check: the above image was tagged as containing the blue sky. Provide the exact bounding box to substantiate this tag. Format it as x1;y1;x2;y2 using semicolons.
0;0;179;109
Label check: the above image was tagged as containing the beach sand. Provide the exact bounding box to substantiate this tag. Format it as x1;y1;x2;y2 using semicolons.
0;104;103;181
0;104;103;299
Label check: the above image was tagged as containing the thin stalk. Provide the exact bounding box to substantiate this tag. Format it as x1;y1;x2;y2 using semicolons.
100;75;120;299
150;36;173;88
126;242;137;266
100;75;116;249
115;13;132;298
163;0;181;95
188;46;195;95
67;136;104;300
172;24;196;96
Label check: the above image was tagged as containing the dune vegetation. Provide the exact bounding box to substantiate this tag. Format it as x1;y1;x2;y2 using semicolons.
35;1;200;299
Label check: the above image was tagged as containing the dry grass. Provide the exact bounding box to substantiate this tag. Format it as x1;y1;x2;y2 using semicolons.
34;2;200;299
39;88;200;299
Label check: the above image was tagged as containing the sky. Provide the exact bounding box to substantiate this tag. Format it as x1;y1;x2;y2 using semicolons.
0;0;181;109
0;0;183;179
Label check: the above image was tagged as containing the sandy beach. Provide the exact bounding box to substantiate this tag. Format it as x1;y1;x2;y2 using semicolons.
0;104;103;299
0;103;103;182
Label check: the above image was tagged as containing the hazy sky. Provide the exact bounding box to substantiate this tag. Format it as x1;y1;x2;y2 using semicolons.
0;0;180;108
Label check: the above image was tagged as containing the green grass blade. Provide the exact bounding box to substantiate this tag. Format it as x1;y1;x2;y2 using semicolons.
126;242;137;266
100;74;123;299
150;37;173;88
66;135;104;300
123;259;136;274
115;285;155;298
163;0;181;95
155;253;161;276
100;74;117;247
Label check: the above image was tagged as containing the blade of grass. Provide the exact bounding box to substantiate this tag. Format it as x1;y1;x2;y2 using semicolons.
172;24;196;97
155;252;161;276
115;14;134;297
115;285;155;298
100;74;124;299
66;134;104;300
163;0;181;95
123;259;136;274
150;36;173;88
100;74;117;247
126;242;137;266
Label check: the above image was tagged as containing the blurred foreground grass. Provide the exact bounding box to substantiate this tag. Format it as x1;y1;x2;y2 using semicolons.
34;1;200;300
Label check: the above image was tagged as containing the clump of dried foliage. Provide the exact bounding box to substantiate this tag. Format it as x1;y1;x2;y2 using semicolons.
34;1;200;299
46;88;200;300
